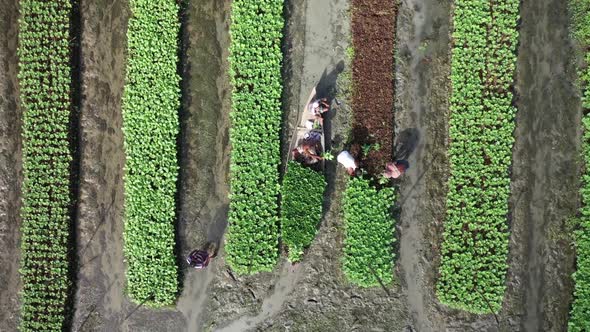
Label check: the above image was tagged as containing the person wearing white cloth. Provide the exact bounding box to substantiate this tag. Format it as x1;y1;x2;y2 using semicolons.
337;150;359;176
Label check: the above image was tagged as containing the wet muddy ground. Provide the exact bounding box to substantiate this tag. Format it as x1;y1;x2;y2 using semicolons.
0;0;22;330
0;0;585;331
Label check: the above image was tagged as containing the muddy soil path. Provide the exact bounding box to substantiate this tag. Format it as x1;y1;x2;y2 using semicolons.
395;0;458;330
508;0;581;330
72;0;131;329
72;0;231;331
0;0;22;330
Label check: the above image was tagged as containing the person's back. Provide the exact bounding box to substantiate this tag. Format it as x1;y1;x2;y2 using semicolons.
337;150;358;175
187;249;210;269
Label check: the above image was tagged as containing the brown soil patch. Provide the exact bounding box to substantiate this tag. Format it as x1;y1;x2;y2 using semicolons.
350;0;397;176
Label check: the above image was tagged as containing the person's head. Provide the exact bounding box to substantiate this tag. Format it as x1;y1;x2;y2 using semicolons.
354;168;363;177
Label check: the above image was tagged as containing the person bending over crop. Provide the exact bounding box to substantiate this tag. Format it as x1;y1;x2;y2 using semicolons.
337;150;360;176
293;131;323;165
308;97;330;125
187;243;217;270
383;160;409;179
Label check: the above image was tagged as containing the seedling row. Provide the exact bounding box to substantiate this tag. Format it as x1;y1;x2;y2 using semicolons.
280;162;326;262
436;0;520;314
224;0;285;274
17;0;75;330
121;0;181;306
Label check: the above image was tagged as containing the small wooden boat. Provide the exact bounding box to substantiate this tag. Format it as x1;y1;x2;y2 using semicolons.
287;87;327;170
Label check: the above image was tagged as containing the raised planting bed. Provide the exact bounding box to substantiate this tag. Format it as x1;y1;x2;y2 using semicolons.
350;0;397;176
568;1;590;330
17;0;75;330
281;162;326;262
342;178;396;287
225;0;285;274
341;0;398;288
436;0;520;314
121;0;181;306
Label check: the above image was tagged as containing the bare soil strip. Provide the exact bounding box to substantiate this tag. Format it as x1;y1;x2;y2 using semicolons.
395;0;456;330
350;0;397;175
508;0;580;330
0;0;22;330
72;0;130;329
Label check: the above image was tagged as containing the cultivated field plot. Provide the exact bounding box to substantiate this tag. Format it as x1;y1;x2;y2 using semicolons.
0;0;588;331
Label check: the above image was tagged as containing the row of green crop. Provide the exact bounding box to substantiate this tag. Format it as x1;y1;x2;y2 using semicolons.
436;0;520;313
342;178;396;287
17;0;74;330
121;0;181;306
225;0;285;274
568;1;590;330
280;162;326;262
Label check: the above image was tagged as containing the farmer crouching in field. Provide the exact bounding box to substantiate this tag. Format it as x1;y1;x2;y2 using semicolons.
293;131;324;165
187;243;217;270
383;160;409;179
337;150;361;176
308;97;330;125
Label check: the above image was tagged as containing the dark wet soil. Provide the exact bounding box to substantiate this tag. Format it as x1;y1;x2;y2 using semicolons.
350;0;397;176
0;0;22;330
508;0;581;330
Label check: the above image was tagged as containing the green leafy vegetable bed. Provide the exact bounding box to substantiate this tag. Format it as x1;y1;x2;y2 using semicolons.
225;0;285;274
280;162;326;262
342;178;395;287
568;1;590;330
121;0;180;306
17;0;74;330
436;0;520;313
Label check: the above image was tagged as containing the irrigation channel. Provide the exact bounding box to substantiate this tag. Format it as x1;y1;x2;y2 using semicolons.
0;0;586;331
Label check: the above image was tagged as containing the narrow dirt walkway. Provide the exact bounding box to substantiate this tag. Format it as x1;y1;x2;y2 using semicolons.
395;0;453;330
0;0;22;330
72;0;130;329
175;0;231;331
509;0;581;330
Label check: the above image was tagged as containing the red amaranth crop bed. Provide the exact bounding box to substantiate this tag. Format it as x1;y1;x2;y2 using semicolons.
350;0;397;176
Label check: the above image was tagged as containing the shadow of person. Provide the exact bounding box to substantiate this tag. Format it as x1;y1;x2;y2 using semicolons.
207;204;229;254
395;128;420;161
316;60;345;154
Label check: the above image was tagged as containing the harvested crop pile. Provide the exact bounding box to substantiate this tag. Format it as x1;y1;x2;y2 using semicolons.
350;0;397;176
